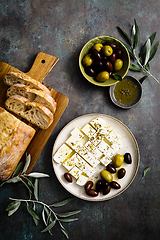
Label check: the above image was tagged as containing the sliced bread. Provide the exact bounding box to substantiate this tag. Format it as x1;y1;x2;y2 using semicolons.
7;84;57;113
5;95;53;130
4;72;51;96
0;107;35;181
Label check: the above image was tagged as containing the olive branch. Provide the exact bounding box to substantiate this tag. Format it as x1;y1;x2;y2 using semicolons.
118;18;159;84
1;154;81;239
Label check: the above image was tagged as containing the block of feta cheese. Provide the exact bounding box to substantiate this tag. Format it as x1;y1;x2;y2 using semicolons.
96;139;111;153
53;143;74;164
76;173;89;186
70;127;85;141
75;153;96;177
77;148;100;168
65;136;83;151
62;153;78;171
90;118;115;137
69;166;82;180
89;131;103;146
84;141;103;160
81;123;97;139
89;117;106;130
100;156;112;166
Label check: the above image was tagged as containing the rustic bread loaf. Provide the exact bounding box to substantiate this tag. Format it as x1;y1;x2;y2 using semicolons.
7;84;57;113
0;107;35;182
4;72;51;96
5;95;53;130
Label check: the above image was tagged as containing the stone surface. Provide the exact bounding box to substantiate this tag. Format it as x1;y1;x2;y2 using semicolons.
0;0;160;240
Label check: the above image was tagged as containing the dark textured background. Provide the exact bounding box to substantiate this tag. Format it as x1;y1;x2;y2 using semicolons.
0;0;160;239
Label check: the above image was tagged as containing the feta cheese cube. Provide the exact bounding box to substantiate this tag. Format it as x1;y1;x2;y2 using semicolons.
69;166;82;180
53;144;73;164
90;131;103;146
100;157;112;166
89;117;107;131
81;123;96;139
78;148;99;168
70;127;85;141
84;141;103;160
76;174;88;186
65;136;83;151
62;153;78;171
97;139;111;153
75;154;96;177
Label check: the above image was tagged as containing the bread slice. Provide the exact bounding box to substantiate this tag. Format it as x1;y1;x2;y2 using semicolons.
4;72;51;96
0;107;35;182
7;84;57;113
5;95;53;130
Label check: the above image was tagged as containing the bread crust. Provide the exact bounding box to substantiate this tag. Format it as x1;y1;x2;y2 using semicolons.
0;107;35;182
5;95;53;129
7;84;57;113
4;72;51;96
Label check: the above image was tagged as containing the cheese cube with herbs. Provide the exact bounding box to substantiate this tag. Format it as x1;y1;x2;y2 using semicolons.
70;127;85;141
65;136;83;151
76;173;89;186
100;156;112;166
69;166;82;180
75;153;96;177
81;123;96;139
53;144;73;164
77;148;100;168
84;141;103;160
89;117;107;131
62;153;78;171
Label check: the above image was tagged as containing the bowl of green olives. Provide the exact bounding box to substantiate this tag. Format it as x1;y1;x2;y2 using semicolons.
79;36;130;87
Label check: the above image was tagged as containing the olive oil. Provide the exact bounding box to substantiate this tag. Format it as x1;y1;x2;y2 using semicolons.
114;79;139;105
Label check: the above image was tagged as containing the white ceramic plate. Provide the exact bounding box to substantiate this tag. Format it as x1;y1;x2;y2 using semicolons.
52;114;140;201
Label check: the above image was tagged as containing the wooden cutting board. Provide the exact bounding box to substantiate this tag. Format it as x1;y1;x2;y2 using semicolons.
0;52;69;173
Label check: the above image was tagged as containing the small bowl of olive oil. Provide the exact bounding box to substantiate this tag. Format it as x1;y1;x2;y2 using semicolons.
109;76;142;109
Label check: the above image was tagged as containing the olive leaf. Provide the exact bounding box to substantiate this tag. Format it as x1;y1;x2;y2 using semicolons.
149;32;156;45
22;154;31;174
133;19;140;49
60;227;69;239
50;197;75;207
142;38;151;66
8;202;21;216
12;162;24;177
60;218;78;222
142;167;151;178
131;24;136;48
57;210;81;218
148;41;159;62
129;63;142;71
112;74;122;81
33;204;39;226
6;200;21;211
3;176;21;185
42;206;54;235
34;178;39;201
117;27;132;46
41;219;56;233
139;76;148;84
27;172;50;178
27;204;40;220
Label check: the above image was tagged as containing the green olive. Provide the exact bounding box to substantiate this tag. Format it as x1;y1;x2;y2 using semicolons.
114;59;123;71
100;170;113;182
82;54;93;67
96;71;109;82
102;45;113;57
92;43;103;52
112;154;124;168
